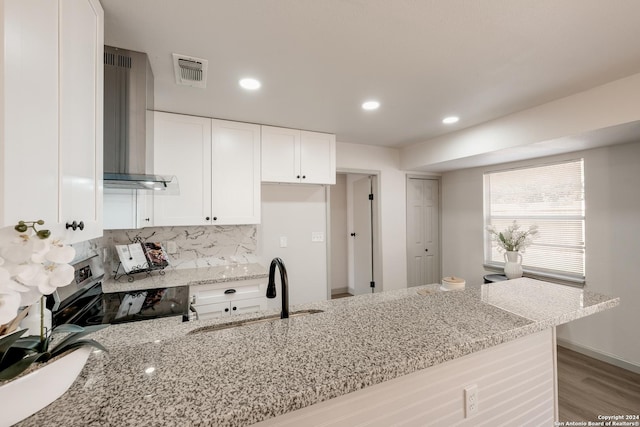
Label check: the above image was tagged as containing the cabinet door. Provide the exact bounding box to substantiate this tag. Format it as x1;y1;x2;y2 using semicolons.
261;126;301;183
103;189;152;230
300;131;336;185
194;301;233;320
103;189;137;230
153;112;212;226
58;0;104;243
1;0;59;230
232;297;267;315
211;120;261;224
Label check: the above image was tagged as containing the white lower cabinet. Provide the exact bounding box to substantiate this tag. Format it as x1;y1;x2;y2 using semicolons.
190;279;267;320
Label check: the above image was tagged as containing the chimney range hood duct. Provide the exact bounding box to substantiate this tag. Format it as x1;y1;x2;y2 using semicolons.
103;46;175;190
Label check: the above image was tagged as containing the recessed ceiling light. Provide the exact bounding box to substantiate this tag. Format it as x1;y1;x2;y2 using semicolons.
442;116;459;124
362;100;380;111
239;78;261;90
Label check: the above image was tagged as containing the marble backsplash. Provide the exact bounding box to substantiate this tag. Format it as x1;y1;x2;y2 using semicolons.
72;225;258;276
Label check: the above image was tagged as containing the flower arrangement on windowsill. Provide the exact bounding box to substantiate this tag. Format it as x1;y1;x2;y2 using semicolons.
0;220;106;381
486;220;539;253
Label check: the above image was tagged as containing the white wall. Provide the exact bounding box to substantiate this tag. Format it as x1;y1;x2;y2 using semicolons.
336;142;410;291
441;141;640;369
329;174;348;292
258;184;328;306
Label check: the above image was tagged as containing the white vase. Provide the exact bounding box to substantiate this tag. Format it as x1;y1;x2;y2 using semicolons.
503;251;523;279
20;299;52;337
0;346;91;426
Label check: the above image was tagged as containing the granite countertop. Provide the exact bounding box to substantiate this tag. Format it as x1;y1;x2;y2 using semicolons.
102;263;268;293
19;278;619;426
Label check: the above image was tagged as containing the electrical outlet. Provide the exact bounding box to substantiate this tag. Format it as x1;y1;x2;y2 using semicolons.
464;385;478;418
311;232;324;242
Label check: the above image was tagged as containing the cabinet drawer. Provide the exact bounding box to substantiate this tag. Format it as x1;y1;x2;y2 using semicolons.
192;283;266;305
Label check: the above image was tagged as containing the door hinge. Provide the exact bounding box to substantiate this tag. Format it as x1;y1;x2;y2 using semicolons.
368;193;374;200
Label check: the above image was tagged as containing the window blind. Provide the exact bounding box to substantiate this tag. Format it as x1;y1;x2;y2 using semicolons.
484;159;585;280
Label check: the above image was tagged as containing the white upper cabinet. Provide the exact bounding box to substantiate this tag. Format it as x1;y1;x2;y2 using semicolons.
211;119;261;224
261;126;336;185
299;130;336;184
153;112;212;226
58;0;104;241
0;0;103;244
260;126;301;184
103;189;153;230
153;112;260;226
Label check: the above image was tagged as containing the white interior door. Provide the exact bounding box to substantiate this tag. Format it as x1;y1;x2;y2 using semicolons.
407;178;440;286
352;176;373;295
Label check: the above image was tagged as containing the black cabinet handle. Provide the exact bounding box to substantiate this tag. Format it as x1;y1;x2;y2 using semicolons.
224;308;229;312
65;220;84;231
206;217;210;221
213;217;217;221
296;175;301;179
224;289;236;294
232;306;237;311
302;175;306;179
350;233;357;237
145;218;150;222
425;249;429;252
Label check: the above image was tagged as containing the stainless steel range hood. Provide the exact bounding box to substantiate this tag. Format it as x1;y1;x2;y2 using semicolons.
103;46;175;190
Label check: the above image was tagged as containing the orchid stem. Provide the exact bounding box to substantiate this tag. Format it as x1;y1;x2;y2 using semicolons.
40;295;45;345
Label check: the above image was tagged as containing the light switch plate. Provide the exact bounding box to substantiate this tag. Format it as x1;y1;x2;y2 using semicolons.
279;236;288;248
311;232;324;242
166;241;178;254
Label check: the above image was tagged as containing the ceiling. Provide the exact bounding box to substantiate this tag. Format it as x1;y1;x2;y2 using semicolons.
102;0;640;148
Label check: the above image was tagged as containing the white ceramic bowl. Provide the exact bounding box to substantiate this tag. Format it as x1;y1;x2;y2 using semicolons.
441;276;465;291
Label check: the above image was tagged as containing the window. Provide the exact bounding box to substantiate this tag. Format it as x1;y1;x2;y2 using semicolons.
484;159;585;282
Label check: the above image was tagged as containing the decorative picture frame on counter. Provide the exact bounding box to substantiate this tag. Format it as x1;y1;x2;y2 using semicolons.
113;237;169;282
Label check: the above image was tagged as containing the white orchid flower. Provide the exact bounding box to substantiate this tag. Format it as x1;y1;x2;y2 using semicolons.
46;239;75;264
0;266;30;293
0;223;76;328
0;227;36;264
44;263;75;290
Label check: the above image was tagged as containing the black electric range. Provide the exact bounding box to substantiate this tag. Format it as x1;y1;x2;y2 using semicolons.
48;254;189;327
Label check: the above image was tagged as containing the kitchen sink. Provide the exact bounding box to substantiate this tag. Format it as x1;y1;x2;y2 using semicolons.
188;309;324;334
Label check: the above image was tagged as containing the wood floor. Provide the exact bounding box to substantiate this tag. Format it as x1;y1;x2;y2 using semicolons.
331;293;353;299
557;345;640;421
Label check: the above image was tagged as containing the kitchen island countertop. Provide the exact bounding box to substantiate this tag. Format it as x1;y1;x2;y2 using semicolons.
19;278;618;426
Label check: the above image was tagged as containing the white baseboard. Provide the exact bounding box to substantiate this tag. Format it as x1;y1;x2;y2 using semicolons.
557;338;640;375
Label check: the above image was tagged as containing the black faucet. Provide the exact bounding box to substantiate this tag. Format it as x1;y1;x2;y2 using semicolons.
267;257;289;319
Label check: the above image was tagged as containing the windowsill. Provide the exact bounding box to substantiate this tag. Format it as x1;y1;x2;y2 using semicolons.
483;264;585;288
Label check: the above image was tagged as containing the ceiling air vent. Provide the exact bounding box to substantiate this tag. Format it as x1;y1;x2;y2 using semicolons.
172;53;208;88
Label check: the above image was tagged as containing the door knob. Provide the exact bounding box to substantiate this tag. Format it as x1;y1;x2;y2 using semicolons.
425;249;429;252
350;233;357;237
